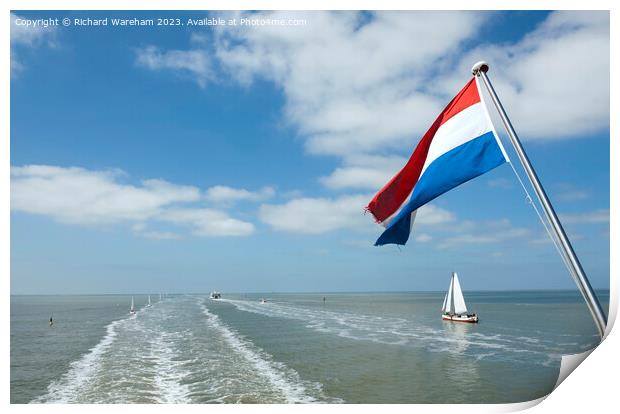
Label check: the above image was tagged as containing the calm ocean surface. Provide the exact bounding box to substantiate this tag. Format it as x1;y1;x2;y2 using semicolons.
11;290;608;404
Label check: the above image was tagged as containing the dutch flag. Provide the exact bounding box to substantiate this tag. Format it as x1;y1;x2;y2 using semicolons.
367;77;509;246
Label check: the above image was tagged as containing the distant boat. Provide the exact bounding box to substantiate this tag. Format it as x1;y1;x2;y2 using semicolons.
210;291;221;299
441;272;478;323
260;298;267;304
130;296;136;315
146;295;151;307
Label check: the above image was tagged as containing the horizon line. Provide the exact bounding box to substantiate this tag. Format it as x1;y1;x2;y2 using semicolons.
10;287;611;296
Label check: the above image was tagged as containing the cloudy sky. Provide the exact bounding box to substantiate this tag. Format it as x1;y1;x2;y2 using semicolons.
10;10;609;294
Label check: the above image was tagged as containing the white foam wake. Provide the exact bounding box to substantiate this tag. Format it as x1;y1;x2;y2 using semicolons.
151;330;192;403
32;317;125;403
199;302;321;403
220;298;566;365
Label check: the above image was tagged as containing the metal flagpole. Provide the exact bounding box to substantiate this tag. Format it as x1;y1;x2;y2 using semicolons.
471;61;607;338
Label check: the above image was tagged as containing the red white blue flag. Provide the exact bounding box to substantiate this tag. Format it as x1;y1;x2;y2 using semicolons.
367;77;508;246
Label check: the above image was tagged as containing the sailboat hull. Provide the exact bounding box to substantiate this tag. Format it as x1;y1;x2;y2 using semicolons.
442;314;479;323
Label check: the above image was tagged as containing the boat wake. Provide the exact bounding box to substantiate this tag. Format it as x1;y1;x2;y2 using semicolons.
32;316;127;403
220;298;583;367
150;330;192;403
198;301;328;403
32;297;332;403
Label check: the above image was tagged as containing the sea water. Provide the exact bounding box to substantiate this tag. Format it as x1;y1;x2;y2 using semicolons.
10;291;607;404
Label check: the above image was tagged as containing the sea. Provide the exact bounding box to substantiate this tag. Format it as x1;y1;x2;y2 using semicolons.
10;290;608;404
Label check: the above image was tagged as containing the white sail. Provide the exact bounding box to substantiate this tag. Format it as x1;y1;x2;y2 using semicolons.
148;295;151;305
131;296;135;312
445;276;454;314
451;272;468;315
441;292;448;312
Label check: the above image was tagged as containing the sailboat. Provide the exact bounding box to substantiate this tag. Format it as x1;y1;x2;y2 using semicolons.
146;295;152;307
441;272;478;323
130;296;136;315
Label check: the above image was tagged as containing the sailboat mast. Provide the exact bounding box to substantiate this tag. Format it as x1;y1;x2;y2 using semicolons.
450;273;455;315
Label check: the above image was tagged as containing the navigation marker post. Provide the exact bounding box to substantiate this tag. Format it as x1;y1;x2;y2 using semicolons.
471;61;607;338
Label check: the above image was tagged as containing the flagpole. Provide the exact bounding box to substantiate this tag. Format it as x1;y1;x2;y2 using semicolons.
472;61;607;338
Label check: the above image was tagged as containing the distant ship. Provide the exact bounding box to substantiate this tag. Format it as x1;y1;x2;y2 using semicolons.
130;296;136;315
441;272;478;323
260;298;267;304
146;295;151;307
210;291;221;299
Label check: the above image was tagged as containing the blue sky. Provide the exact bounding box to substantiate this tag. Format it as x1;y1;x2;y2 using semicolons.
10;10;610;294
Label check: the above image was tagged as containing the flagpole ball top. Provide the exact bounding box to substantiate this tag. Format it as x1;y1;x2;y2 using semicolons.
471;61;489;75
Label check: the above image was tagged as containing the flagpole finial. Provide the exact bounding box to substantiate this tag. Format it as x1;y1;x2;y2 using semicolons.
472;61;489;76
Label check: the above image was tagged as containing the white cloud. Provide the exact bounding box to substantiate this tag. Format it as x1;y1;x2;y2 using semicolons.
209;10;609;152
487;178;513;189
135;46;213;87
11;165;255;238
415;205;456;226
557;190;589;202
321;166;392;191
561;209;609;224
530;232;584;245
11;12;57;73
205;185;275;203
11;165;199;225
415;233;432;243
131;222;181;240
125;11;609;243
259;194;369;234
11;58;24;73
259;194;453;235
11;13;57;46
140;230;182;240
128;12;471;176
158;208;255;236
443;11;609;140
553;183;589;202
213;11;486;157
439;234;499;247
319;154;406;190
437;219;530;249
210;11;608;194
